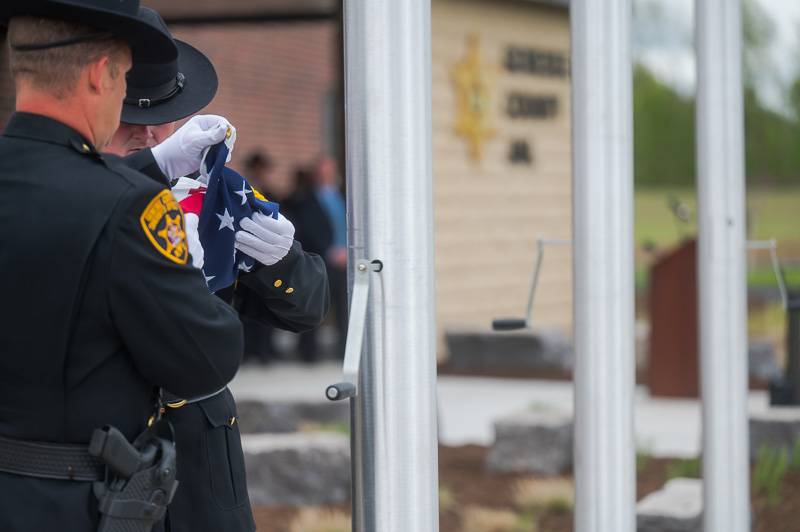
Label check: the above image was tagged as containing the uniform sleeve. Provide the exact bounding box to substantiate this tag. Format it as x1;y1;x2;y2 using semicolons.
108;183;244;398
123;149;170;187
235;240;330;332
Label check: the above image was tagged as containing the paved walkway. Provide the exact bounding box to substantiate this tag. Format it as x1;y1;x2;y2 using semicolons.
230;362;770;458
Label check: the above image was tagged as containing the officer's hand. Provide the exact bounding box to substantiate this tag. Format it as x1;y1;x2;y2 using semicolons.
152;115;235;178
234;212;295;266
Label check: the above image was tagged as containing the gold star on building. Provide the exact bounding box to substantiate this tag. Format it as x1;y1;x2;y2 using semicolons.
451;35;496;162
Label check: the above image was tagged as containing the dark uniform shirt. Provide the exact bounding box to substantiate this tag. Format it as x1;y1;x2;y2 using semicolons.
126;149;331;532
0;113;245;532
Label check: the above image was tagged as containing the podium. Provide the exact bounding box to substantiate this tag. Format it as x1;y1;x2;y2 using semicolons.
648;239;699;398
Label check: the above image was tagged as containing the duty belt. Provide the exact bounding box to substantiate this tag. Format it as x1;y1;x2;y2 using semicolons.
0;434;104;481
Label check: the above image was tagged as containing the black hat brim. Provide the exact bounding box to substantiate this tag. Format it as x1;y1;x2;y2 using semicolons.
121;40;219;126
1;1;177;64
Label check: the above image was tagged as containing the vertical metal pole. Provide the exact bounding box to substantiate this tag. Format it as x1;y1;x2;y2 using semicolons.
343;1;439;531
696;1;750;529
571;0;636;530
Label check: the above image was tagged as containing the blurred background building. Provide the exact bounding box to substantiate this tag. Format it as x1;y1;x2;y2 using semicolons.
0;0;797;371
5;0;577;360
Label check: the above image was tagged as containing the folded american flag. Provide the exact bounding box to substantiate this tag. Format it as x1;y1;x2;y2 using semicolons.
172;137;279;292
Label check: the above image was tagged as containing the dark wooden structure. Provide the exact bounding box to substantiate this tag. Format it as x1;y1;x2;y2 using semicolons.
648;239;699;398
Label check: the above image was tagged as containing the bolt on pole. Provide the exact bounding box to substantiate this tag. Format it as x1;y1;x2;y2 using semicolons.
343;0;440;531
570;0;636;530
696;0;751;530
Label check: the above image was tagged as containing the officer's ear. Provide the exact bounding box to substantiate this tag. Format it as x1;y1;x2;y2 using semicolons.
86;56;116;95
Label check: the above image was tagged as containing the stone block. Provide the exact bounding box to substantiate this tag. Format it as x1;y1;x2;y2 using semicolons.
236;399;349;434
749;339;781;381
445;328;573;374
243;432;351;506
637;478;702;532
749;408;800;460
486;411;572;475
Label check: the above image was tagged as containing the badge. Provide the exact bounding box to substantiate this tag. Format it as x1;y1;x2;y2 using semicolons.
139;189;189;265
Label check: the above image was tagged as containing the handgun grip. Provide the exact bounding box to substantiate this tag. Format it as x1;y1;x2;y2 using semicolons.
89;426;142;478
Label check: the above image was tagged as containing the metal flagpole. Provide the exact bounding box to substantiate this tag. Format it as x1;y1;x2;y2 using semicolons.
343;0;439;531
570;0;636;530
696;0;750;530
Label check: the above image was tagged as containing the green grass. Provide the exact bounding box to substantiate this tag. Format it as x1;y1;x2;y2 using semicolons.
635;186;800;290
665;457;702;480
754;445;790;506
636;449;652;474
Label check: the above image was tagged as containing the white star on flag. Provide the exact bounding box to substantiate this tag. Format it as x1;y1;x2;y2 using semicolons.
203;274;216;285
238;261;253;273
216;208;235;231
234;182;251;206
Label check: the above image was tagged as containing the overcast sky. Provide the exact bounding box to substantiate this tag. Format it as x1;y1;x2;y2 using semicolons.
633;0;800;113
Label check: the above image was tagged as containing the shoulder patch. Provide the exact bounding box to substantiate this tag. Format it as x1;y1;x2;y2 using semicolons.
139;189;189;265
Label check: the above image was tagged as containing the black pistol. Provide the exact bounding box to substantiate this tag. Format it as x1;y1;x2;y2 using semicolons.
89;423;178;532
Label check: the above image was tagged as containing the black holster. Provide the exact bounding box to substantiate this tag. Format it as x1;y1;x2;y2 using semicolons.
89;420;178;532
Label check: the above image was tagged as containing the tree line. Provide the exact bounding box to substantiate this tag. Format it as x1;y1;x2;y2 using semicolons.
634;0;800;188
634;65;800;187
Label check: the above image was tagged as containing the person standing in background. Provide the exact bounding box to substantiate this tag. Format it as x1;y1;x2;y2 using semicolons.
239;150;282;363
284;156;348;362
244;150;280;199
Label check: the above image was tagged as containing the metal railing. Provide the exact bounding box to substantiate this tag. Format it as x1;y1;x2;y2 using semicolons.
492;237;571;332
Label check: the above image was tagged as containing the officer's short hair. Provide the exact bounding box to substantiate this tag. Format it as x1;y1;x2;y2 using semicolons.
7;17;129;99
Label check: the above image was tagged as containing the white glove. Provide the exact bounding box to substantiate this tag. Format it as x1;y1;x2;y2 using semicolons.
151;115;235;178
234;212;295;266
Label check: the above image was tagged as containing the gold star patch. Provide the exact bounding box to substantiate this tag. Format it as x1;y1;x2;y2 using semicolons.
139;189;189;265
451;35;496;162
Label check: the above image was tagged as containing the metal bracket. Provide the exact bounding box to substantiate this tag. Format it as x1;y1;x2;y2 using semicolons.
325;259;383;401
747;239;789;310
492;238;571;331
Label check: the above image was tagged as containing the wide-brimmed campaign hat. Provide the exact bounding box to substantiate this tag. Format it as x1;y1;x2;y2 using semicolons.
121;8;218;125
1;0;177;64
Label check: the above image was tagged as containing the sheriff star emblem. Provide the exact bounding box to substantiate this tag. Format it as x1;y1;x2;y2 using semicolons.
452;34;497;163
140;189;189;265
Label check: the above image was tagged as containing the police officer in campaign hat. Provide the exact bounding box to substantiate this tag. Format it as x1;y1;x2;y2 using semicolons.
0;1;249;531
104;9;330;532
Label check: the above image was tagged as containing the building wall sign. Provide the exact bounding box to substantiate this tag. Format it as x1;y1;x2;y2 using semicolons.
507;93;558;119
509;139;533;165
504;47;569;78
451;35;497;162
452;37;566;165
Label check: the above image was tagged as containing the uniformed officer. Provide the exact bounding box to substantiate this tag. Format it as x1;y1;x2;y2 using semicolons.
0;2;247;531
103;9;331;532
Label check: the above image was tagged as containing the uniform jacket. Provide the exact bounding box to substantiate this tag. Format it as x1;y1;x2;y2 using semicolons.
0;113;245;532
127;149;331;532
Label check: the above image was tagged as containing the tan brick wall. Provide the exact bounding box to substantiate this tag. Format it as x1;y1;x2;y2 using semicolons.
432;0;572;355
0;23;338;191
170;22;338;198
142;0;336;20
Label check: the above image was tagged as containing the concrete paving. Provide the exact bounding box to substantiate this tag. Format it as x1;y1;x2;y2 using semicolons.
229;362;772;458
